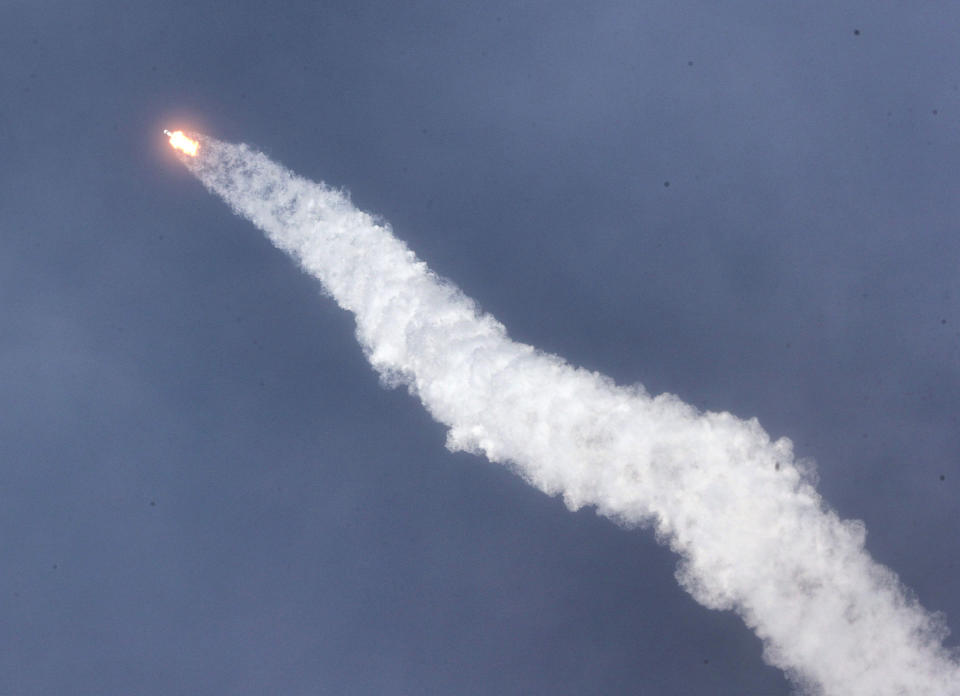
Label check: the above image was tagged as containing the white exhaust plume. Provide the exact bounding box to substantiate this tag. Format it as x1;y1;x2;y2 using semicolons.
176;134;959;695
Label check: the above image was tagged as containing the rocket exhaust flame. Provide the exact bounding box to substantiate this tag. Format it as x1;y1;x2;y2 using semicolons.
164;129;199;157
171;133;960;696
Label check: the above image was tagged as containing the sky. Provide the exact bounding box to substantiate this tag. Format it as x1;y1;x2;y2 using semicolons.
2;1;959;694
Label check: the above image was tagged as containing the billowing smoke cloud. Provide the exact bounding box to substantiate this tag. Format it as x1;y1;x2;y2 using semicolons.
178;134;959;695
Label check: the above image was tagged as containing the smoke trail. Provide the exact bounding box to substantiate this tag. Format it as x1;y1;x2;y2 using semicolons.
177;134;959;695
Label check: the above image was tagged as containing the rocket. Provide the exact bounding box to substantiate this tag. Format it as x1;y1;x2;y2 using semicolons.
163;129;200;157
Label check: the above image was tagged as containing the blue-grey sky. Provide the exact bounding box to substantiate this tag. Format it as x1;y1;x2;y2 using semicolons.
2;1;958;693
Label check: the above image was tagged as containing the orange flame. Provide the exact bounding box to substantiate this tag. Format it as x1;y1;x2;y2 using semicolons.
167;130;199;157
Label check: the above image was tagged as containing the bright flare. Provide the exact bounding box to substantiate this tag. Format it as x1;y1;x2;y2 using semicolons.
166;130;199;157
